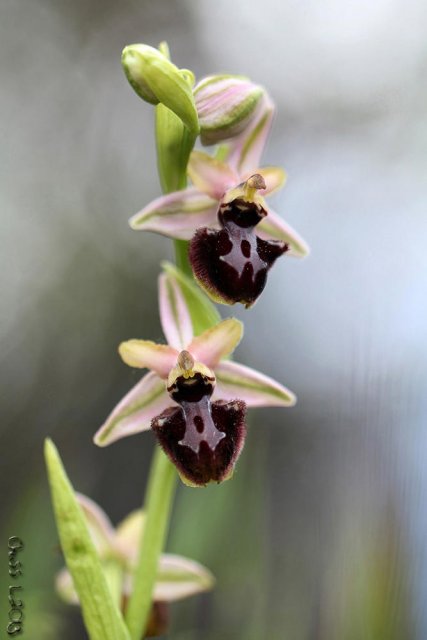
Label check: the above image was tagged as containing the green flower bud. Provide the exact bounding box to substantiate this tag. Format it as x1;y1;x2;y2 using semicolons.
194;75;264;145
122;44;199;135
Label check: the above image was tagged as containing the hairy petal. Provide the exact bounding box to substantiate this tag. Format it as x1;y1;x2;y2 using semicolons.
159;273;193;351
118;340;177;378
94;372;172;446
129;188;218;240
214;360;296;407
188;150;238;199
189;318;243;368
257;208;310;257
154;554;215;602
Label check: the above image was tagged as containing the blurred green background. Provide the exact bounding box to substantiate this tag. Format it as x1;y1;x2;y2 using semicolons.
1;0;427;638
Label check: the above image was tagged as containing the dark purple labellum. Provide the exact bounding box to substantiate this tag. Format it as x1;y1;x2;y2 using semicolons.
189;184;288;308
152;371;246;486
144;602;169;638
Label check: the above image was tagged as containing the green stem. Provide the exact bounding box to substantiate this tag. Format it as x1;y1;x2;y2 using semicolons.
174;239;192;277
125;449;177;639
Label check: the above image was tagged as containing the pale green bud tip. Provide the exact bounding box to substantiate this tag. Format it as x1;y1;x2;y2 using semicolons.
194;75;264;145
121;43;199;135
121;44;162;104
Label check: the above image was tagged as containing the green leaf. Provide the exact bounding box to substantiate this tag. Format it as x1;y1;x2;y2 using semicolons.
161;261;221;335
44;439;130;640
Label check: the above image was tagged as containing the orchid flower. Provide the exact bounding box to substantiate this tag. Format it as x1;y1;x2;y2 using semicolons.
189;172;289;307
94;264;295;485
56;494;214;636
130;95;309;259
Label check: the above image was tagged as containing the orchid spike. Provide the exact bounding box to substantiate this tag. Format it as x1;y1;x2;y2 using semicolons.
129;95;309;260
56;494;214;636
94;264;296;485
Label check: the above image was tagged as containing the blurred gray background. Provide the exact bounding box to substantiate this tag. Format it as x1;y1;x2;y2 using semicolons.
1;0;427;638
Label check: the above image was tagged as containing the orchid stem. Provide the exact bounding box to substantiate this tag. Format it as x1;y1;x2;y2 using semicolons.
174;239;192;277
126;82;198;637
126;238;194;638
125;448;177;639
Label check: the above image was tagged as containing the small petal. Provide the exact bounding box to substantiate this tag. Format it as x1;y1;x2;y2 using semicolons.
189;318;243;368
257;208;310;257
129;188;218;240
159;273;193;351
228;94;275;175
188;150;238;199
56;568;79;605
118;340;177;378
154;554;215;602
214;360;296;407
75;494;116;554
243;166;287;196
94;372;172;447
114;510;145;566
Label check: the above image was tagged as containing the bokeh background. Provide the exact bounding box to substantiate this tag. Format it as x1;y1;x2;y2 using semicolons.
1;0;427;638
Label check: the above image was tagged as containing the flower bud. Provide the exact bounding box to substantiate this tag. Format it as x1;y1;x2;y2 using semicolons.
194;75;264;145
122;44;199;135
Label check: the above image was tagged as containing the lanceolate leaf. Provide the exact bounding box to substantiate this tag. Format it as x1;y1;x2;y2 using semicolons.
44;440;130;640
